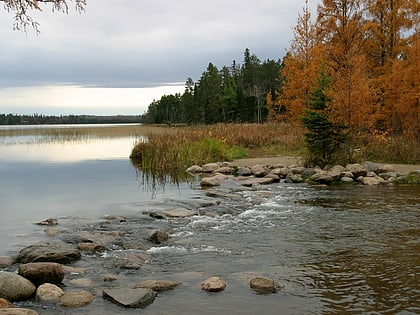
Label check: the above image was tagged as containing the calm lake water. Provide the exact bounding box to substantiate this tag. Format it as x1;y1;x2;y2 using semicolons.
0;124;419;314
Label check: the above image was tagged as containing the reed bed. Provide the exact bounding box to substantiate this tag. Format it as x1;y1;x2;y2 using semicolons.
130;122;305;185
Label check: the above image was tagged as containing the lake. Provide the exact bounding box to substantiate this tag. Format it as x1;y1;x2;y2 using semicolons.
0;124;419;314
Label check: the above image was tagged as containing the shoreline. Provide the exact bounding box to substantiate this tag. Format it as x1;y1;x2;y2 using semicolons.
233;155;420;174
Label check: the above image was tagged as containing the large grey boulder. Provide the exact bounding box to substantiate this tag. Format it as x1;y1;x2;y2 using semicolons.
17;241;81;264
202;163;219;173
18;262;65;286
251;165;268;177
0;272;36;301
103;287;156;308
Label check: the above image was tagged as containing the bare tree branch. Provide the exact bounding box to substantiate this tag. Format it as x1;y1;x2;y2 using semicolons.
1;0;86;33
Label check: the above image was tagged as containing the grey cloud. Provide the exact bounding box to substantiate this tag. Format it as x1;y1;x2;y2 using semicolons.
0;0;320;89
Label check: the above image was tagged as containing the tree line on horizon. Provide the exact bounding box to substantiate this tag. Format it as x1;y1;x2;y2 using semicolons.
142;0;419;138
0;113;140;125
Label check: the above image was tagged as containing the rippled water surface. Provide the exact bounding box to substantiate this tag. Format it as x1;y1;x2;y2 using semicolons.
0;125;419;314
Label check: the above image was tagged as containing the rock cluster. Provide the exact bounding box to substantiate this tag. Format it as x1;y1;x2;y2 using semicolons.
1;222;281;313
187;161;414;187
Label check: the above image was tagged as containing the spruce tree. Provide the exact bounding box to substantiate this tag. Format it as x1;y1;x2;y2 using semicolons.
301;71;346;167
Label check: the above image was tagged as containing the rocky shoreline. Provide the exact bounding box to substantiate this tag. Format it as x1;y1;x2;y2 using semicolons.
189;160;420;187
0;160;418;314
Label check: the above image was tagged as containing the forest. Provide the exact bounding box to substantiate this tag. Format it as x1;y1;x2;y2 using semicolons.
142;0;419;138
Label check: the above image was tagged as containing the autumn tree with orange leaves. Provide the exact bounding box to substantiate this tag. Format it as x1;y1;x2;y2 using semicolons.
269;0;419;137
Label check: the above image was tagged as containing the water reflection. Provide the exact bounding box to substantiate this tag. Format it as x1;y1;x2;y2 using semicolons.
0;124;143;162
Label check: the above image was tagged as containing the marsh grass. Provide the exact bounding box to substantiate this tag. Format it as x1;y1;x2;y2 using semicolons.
130;122;305;186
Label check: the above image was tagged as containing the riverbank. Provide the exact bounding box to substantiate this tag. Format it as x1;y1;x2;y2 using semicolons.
233;155;420;175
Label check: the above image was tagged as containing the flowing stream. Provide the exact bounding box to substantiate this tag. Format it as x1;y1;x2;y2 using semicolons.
0;124;419;314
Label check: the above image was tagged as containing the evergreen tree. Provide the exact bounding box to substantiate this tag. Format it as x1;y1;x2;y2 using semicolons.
301;71;346;167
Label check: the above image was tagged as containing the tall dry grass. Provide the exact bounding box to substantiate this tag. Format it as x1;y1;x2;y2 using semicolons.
130;122;305;185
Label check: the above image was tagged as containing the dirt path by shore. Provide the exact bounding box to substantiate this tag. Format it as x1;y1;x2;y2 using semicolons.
233;156;420;174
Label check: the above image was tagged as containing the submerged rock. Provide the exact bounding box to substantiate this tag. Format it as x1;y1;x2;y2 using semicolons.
133;280;182;292
160;208;196;218
249;277;281;294
103;288;156;308
59;290;94;307
0;309;39;315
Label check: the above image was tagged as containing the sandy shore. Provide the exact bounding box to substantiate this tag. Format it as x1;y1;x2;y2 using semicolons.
233;156;420;174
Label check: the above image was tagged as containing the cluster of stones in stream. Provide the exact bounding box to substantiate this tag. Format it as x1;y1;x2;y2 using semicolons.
188;161;417;187
0;203;281;314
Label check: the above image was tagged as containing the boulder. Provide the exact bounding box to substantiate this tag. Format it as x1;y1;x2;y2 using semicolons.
251;165;268;177
148;230;169;244
186;165;202;173
202;163;219;173
17;241;81;264
213;166;232;174
362;161;381;173
290;166;306;174
35;218;58;226
160;208;196;218
59;290;94;307
285;173;303;183
77;242;107;252
340;177;354;183
119;253;151;270
0;272;36;301
201;277;227;292
346;164;368;178
329;165;346;180
357;176;385;186
0;298;11;308
249;277;281;294
379;172;399;180
240;177;274;187
35;283;64;303
133;280;182;292
311;171;333;184
0;309;39;315
377;164;396;174
18;262;65;286
201;176;221;187
103;288;156;308
235;166;252;176
0;257;15;268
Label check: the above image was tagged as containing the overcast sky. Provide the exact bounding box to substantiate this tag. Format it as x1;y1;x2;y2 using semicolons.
0;0;319;115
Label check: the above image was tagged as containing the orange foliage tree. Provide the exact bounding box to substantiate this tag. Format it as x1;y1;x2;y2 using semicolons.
274;0;419;136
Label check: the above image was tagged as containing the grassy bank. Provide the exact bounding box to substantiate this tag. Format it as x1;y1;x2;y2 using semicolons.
130;123;419;178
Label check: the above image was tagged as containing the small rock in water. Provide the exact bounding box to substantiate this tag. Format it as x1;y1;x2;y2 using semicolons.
160;208;196;218
148;230;169;244
35;218;58;226
0;256;15;268
59;290;94;307
36;283;64;303
201;277;227;292
103;288;156;308
249;277;281;294
133;280;182;292
0;308;39;315
77;242;107;252
0;298;12;308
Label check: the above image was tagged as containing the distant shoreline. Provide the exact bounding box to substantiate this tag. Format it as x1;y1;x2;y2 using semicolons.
0;113;140;125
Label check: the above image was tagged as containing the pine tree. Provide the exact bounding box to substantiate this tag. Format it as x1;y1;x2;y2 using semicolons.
301;71;346;167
